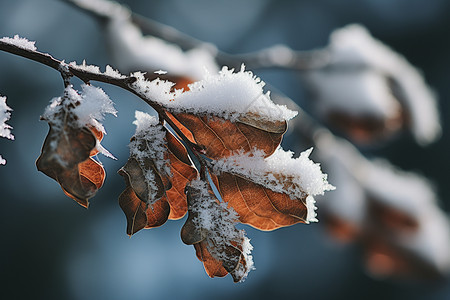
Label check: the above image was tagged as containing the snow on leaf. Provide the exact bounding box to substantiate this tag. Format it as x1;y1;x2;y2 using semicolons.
210;147;334;227
170;66;297;122
36;122;105;208
43;85;116;158
118;112;171;226
36;87;115;207
118;111;197;235
181;179;254;282
73;84;117;133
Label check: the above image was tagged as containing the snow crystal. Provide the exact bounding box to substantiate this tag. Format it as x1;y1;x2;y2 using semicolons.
0;96;14;140
190;179;240;232
154;70;168;75
211;147;334;223
0;95;13;166
307;24;440;145
69;61;126;79
104;65;126;79
0;35;37;51
73;84;117;133
170;66;298;122
130;72;180;103
71;60;101;74
240;236;255;280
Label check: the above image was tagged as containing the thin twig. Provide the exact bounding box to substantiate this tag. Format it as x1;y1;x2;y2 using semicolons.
60;0;331;72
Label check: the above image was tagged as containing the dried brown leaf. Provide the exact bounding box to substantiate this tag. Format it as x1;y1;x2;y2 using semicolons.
172;113;286;159
118;158;171;235
118;165;171;236
165;131;197;219
118;186;148;235
118;124;197;235
180;182;252;282
36;123;105;208
213;172;308;231
194;242;228;278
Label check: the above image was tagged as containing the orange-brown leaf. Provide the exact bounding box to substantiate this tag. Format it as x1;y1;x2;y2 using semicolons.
118;156;172;235
181;181;252;282
119;186;148;235
214;172;308;231
194;242;228;278
79;157;106;189
119;157;168;204
165;131;198;219
172;113;286;159
36;124;105;208
165;111;196;145
118;186;171;236
145;195;171;228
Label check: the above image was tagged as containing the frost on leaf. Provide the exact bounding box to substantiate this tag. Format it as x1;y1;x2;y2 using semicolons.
168;66;297;123
118;111;197;235
160;67;295;161
161;67;333;230
181;179;254;282
210;148;334;230
0;95;14;165
36;85;116;207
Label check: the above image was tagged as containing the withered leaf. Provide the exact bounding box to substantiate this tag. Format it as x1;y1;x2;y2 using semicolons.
212;172;308;231
165;130;197;219
118;186;147;235
118;154;171;236
181;182;252;282
118;122;197;235
118;185;171;235
119;156;169;204
172;113;286;159
194;242;228;278
36;122;105;208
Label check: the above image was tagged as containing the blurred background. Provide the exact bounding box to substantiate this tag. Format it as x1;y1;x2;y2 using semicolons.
1;0;450;299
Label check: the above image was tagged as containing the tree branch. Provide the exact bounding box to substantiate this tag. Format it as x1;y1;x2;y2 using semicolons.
0;38;208;172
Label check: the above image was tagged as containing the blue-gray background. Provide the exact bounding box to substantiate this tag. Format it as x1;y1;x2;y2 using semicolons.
1;0;450;299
